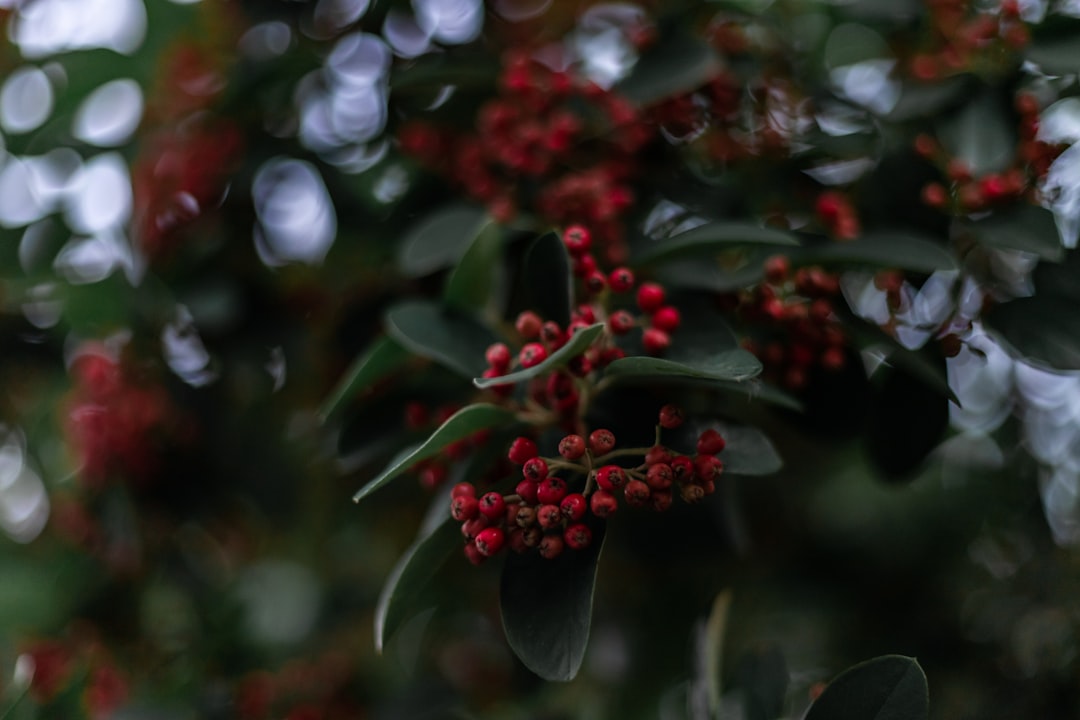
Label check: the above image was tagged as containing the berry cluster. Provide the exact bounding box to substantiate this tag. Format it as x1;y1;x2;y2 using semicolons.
814;191;861;241
234;650;362;720
402;403;492;489
739;256;847;390
907;0;1029;82
916;93;1065;213
63;347;177;489
20;636;128;719
451;406;726;564
398;53;650;263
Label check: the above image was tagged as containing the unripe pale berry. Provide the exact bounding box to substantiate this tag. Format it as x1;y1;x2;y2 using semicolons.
522;456;549;482
516;505;537;528
658;404;684;429
681;484;706;503
558;434;586;460
537;476;568;505
595;465;627;491
590;489;618;518
589;429;616;455
564;523;592;550
475;526;505;556
624;479;650;507
508;437;538;464
520;343;548;368
696;429;726;455
560;493;587;522
636;283;665;313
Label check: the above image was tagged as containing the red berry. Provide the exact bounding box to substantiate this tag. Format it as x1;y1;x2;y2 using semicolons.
538;533;564;559
537;504;562;530
595;465;627;491
646;463;673;490
451;482;476;498
636;283;666;313
515;479;539;504
509;528;529;553
585;271;607;294
573;253;598;278
608;310;636;335
540;321;565;347
694;454;724;482
522;456;549;482
461;515;489;541
404;402;428;429
558;434;586;460
576;304;597;324
464;542;486;565
764;255;790;284
515;505;537;527
508;437;538;464
589;429;616;455
590;489;618;518
451;495;479;521
485;343;512;371
913;133;936;159
515;311;543;339
504;501;522;526
520;343;548;368
645;445;673;466
608;267;635;293
658;404;684;429
643;328;671;355
564;523;592;550
537;476;568;505
563;225;592;255
475;526;506;556
478;492;506;520
651;490;673;512
671;456;694;482
560;493;587;522
697;429;726;455
624;479;650;507
651;306;681;332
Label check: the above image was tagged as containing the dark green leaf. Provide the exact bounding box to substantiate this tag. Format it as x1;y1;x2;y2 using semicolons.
937;90;1014;177
1026;36;1080;76
968;205;1063;262
522;232;573;327
500;522;606;681
604;349;762;383
715;424;783;476
984;296;1080;370
385;300;497;378
616;29;723;106
654;254;770;292
444;219;503;312
396;204;488;277
473;324;604;389
634;222;799;266
353;404;517;502
805;655;928;720
802;232;956;273
843;320;959;406
886;75;974;122
866;361;949;482
375;519;461;653
318;336;409;424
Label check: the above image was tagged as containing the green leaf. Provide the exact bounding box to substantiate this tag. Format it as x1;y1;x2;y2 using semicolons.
866;361;949;482
886;75;974;122
968;205;1063;262
716;424;783;476
385;300;497;378
318;336;409;424
473;323;605;389
703;590;733;719
603;349;762;384
802;232;957;273
500;522;606;681
616;29;723;106
396;204;488;277
1026;36;1080;76
444;219;503;312
804;655;929;720
522;232;573;327
654;254;771;292
984;296;1080;370
374;518;461;653
634;222;800;266
843;320;959;406
353;404;517;502
937;90;1014;177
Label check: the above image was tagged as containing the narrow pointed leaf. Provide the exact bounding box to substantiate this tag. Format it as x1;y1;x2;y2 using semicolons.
318;336;409;424
635;222;799;265
968;205;1063;261
603;349;762;383
802;233;957;273
396;204;488;277
473;324;604;388
500;523;606;681
804;655;928;720
353;404;516;502
984;296;1080;370
444;219;503;312
385;300;497;378
937;90;1014;177
375;518;461;653
616;30;722;106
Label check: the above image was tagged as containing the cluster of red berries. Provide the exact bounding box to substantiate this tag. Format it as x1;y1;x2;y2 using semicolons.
397;53;651;263
907;0;1029;82
235;650;361;720
738;256;847;390
451;406;726;564
63;347;176;490
916;94;1064;213
814;191;861;241
21;637;129;719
